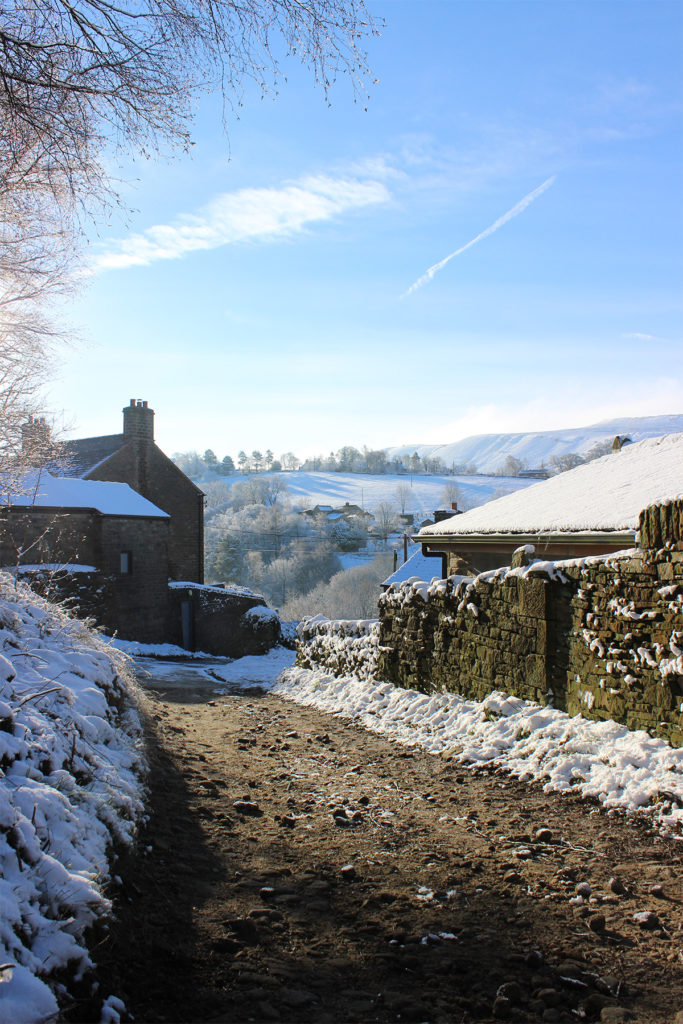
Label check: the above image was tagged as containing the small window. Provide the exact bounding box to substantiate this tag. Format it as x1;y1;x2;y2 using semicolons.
120;551;132;574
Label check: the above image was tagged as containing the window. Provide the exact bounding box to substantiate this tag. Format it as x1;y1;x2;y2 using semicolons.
120;551;133;574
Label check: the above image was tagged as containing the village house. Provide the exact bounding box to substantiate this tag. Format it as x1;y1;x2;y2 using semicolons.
0;473;171;642
6;401;280;653
416;433;683;575
302;501;373;524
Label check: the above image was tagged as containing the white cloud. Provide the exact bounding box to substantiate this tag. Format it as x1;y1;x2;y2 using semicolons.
92;173;390;272
404;176;556;296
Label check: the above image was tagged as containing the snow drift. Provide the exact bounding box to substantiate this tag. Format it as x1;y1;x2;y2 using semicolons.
0;574;146;1023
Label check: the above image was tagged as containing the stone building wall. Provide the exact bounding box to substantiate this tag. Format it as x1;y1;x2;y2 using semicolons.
88;444;204;583
0;509;171;642
98;516;170;642
377;500;683;747
0;508;99;568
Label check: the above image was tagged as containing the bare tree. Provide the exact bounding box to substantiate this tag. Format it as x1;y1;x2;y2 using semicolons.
0;0;378;229
440;482;464;510
394;483;413;514
497;454;526;477
549;452;586;475
373;500;398;544
0;0;378;465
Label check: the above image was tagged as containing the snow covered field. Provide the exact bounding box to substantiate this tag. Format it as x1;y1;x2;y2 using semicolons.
0;576;145;1024
205;469;531;516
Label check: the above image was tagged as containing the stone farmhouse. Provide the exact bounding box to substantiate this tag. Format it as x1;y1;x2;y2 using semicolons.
0;473;172;642
65;398;205;582
21;399;204;581
3;401;279;654
417;433;683;575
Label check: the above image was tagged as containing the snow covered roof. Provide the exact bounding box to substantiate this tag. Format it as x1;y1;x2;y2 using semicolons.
382;549;446;587
418;434;683;538
2;472;168;518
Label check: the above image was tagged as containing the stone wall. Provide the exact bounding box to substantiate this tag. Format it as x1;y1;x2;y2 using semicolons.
14;566;114;626
167;583;280;657
296;617;379;680
377;500;683;747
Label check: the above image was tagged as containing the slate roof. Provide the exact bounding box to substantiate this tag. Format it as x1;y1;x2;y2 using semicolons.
61;434;128;477
382;549;446;588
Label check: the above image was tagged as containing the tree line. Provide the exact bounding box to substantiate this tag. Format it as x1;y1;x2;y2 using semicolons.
176;438;618;480
174;446;479;477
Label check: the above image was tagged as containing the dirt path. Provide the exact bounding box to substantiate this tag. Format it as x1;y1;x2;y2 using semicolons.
84;670;682;1024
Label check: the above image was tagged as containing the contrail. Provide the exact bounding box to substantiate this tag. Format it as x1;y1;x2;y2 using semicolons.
404;176;556;296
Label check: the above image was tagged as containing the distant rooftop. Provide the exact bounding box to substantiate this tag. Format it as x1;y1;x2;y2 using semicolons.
383;549;445;587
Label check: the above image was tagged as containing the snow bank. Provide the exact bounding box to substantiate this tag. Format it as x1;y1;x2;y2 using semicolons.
274;665;683;837
0;573;146;1023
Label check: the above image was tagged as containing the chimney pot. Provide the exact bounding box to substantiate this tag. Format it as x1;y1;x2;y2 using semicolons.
123;399;154;443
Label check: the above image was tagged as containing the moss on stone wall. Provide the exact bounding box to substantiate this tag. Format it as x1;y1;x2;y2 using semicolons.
377;504;683;747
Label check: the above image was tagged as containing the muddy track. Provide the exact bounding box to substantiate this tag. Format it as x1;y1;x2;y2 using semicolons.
78;680;681;1024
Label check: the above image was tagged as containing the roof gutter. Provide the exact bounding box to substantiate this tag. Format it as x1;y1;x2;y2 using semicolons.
420;545;448;579
415;529;636;549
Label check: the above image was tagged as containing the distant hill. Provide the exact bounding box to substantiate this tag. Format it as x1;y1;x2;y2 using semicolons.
386;415;683;476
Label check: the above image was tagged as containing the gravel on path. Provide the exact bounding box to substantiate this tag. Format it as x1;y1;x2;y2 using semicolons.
78;674;682;1024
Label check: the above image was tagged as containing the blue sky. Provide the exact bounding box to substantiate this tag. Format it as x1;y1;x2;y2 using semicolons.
50;0;683;459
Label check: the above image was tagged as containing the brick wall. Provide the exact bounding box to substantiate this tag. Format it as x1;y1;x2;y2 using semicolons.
377;500;683;747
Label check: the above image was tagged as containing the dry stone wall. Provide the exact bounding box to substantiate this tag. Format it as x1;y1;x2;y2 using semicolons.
296;617;380;681
377;500;683;747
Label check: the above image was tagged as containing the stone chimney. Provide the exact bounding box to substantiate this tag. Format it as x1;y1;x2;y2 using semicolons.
123;399;154;445
21;415;52;464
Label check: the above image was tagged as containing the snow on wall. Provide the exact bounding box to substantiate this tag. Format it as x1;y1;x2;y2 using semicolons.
296;615;380;681
0;574;146;1023
418;433;683;537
